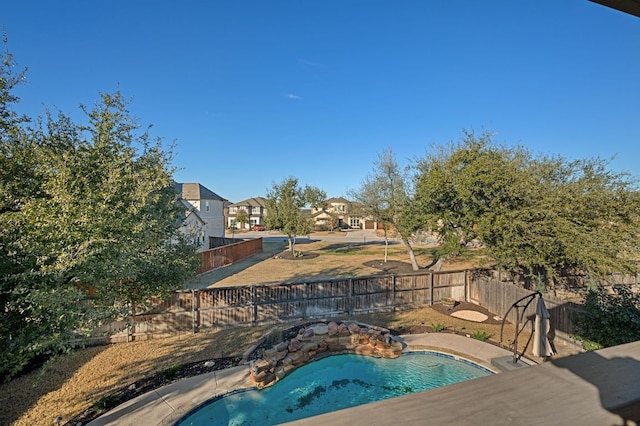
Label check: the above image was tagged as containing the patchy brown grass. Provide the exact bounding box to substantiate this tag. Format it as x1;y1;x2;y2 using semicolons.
0;240;531;426
204;240;485;287
1;308;529;426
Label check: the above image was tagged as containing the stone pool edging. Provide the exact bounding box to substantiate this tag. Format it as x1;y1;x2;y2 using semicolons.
248;320;404;389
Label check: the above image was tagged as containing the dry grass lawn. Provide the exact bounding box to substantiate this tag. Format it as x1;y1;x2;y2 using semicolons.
195;238;486;288
0;239;554;426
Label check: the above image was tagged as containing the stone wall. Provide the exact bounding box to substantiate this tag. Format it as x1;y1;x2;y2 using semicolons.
248;321;404;389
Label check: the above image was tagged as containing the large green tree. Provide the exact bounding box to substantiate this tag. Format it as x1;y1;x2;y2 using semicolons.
265;177;325;254
414;130;640;286
0;44;199;379
350;148;421;270
235;208;249;230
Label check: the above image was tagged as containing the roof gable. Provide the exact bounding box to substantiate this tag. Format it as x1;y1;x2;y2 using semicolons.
326;196;350;204
229;196;267;208
177;199;205;224
175;182;225;201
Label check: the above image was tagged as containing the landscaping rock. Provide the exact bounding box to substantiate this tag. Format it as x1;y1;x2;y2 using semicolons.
288;338;302;352
249;320;403;389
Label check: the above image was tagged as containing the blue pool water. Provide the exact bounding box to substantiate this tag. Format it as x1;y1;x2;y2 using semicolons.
177;352;492;425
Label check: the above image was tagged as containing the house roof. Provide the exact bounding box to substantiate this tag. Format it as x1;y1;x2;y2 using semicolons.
228;197;267;208
325;196;350;204
310;210;331;218
175;182;225;201
590;0;640;17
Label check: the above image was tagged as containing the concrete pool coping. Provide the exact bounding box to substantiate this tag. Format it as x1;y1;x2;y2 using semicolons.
87;333;518;426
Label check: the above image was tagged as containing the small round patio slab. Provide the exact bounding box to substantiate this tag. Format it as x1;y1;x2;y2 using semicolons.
450;310;489;322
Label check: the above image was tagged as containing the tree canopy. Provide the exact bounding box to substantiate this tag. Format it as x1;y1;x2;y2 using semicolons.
265;177;325;254
413;130;640;285
0;44;199;380
235;208;249;230
350;148;421;270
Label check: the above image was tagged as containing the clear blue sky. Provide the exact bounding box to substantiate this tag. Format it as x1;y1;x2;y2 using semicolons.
4;1;640;202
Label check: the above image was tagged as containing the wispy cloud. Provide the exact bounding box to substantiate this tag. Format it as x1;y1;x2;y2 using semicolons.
297;58;324;68
286;93;301;100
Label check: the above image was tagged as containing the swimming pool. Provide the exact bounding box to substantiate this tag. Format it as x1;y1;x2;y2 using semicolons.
176;352;493;425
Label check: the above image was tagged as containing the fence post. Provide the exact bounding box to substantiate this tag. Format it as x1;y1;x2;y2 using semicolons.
348;278;353;315
464;270;468;302
251;286;257;325
429;273;434;305
303;282;308;320
191;289;197;334
392;275;396;312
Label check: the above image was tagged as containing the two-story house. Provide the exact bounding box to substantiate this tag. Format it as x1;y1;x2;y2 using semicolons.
310;197;365;230
227;197;267;230
175;182;226;251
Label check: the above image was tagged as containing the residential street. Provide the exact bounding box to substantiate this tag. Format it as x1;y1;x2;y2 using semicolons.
227;228;388;244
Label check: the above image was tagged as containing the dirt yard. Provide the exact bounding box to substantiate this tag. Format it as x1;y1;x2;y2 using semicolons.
0;239;567;426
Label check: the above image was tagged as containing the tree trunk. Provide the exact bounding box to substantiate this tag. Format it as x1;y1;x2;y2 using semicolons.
383;229;388;263
431;257;444;272
401;236;420;271
127;300;136;343
288;235;296;254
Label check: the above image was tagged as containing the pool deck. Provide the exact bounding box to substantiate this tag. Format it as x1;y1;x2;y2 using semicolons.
88;335;640;426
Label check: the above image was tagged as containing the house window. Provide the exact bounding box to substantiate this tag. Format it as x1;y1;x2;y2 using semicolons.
349;218;360;228
231;207;237;213
205;201;210;212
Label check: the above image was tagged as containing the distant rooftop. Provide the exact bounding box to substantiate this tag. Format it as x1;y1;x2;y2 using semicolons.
175;182;225;201
228;197;267;207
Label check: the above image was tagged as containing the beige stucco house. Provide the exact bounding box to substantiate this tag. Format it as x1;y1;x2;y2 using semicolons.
310;197;366;230
175;182;226;252
227;197;267;230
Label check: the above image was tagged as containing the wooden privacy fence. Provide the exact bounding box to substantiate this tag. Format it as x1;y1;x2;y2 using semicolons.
108;269;469;342
468;272;582;342
101;268;593;344
196;238;263;274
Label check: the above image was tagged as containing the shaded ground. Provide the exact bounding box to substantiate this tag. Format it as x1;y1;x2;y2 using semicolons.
363;259;423;274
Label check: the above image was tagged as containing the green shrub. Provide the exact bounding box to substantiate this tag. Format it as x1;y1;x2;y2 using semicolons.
471;330;491;341
95;393;120;411
264;327;283;347
576;338;603;352
431;323;446;332
572;285;640;350
160;364;181;380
